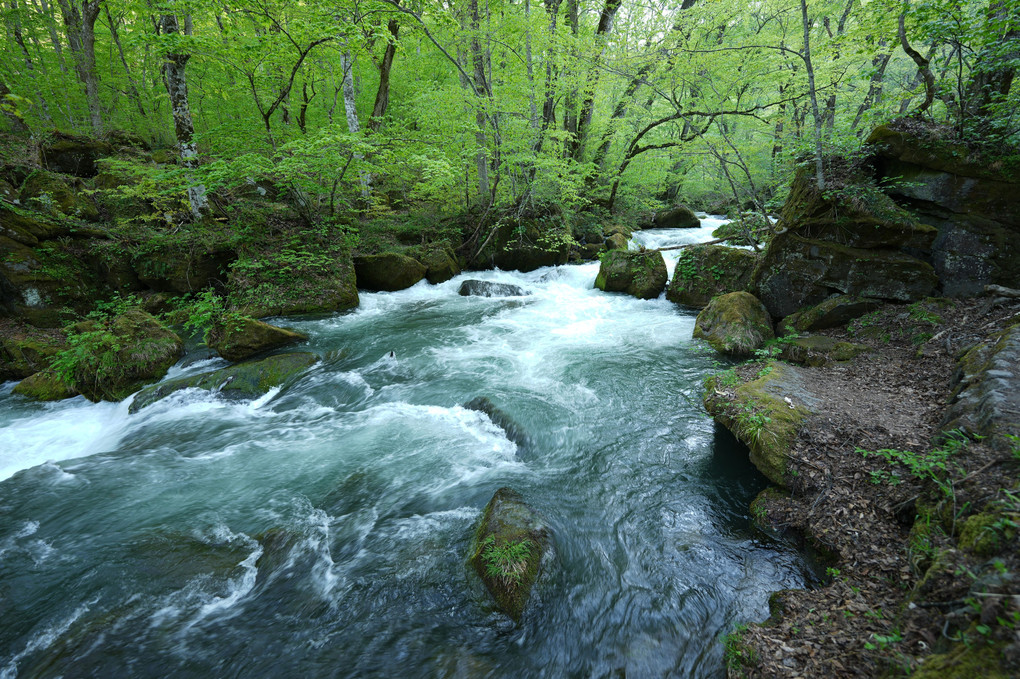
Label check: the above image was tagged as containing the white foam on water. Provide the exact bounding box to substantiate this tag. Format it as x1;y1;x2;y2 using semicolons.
0;398;133;482
0;601;95;679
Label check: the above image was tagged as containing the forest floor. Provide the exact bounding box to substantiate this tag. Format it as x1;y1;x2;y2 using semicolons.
721;295;1020;678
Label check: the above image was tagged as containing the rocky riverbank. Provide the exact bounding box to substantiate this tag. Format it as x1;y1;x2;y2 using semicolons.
711;293;1020;678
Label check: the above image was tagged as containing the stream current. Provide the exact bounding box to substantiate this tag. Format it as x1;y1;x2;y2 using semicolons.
0;218;808;678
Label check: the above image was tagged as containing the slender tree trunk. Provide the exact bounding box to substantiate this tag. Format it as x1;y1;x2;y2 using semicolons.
898;10;935;117
158;13;207;219
35;0;68;72
569;0;623;161
340;48;370;197
57;0;103;135
469;0;490;202
800;0;825;191
8;0;54;123
369;19;399;132
103;6;145;116
851;44;890;132
562;0;578;147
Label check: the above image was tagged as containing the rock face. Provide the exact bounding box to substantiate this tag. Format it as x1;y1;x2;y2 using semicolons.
40;132;113;177
703;362;813;486
20;170;99;221
652;205;700;229
227;247;359;318
129;352;318;413
354;253;427;291
593;250;667;299
666;245;758;308
463;397;533;456
208;317;307;362
468;488;551;622
133;246;236;294
70;310;184;402
693;291;774;357
457;280;530;298
868;124;1020;296
0;329;62;381
753;164;938;319
942;323;1020;446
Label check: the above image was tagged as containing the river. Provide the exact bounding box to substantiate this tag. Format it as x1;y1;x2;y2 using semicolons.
0;217;808;678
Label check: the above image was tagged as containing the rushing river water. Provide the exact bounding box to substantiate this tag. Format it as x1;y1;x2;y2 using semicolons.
0;218;808;678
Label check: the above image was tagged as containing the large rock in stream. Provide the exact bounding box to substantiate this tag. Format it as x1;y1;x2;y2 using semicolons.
208;317;308;362
129;352;318;413
666;245;758;308
693;291;774;357
652;205;701;229
458;280;531;298
593;249;667;299
469;487;552;622
463;396;533;456
354;252;427;291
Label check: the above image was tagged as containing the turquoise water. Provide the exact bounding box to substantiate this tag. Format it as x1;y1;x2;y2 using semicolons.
0;222;807;678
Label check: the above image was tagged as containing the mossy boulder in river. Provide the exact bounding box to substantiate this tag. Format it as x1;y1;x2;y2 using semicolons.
666;245;758;308
0;328;63;381
68;309;184;402
354;252;427;291
594;249;667;299
420;246;461;284
129;352;318;413
469;487;551;622
652;205;700;229
13;370;79;401
473;215;572;272
693;291;774;357
703;362;813;486
208;317;307;362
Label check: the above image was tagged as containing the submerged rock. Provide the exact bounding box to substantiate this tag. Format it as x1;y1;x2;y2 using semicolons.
463;396;533;455
468;487;551;622
457;280;531;298
72;309;184;402
693;291;774;357
703;362;814;486
666;245;758;308
129;352;318;413
652;205;701;229
354;252;427;291
594;249;667;299
208;317;307;363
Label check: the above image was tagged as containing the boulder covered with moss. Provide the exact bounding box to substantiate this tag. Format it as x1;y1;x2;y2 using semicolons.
666;245;758;308
420;246;461;284
354;252;427;291
208;317;308;362
594;249;667;299
19;170;99;221
129;352;318;413
778;335;870;367
0;327;64;381
67;309;183;402
652;205;700;229
779;295;883;334
693;291;774;356
753;164;938;318
12;371;79;401
468;487;551;622
703;362;814;486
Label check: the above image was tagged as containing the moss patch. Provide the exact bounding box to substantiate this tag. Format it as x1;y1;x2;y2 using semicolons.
594;249;667;299
693;291;774;357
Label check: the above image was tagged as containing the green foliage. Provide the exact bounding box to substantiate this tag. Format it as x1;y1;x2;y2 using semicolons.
858;430;969;497
479;535;533;587
49;294;141;387
723;623;757;676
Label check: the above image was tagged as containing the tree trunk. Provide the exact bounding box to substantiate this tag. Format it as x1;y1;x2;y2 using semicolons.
569;0;623;161
469;0;490;202
35;0;69;73
898;10;935;117
369;19;399;132
340;49;370;197
800;0;825;191
57;0;103;135
158;13;207;219
103;5;145;117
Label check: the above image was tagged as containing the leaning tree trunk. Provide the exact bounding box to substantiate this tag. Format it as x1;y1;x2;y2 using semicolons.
800;0;825;191
159;13;207;219
369;19;399;132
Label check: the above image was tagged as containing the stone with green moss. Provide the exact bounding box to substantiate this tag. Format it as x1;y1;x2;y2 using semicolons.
787;295;883;331
778;335;870;367
420;246;461;284
911;640;1012;679
473;215;573;272
129;352;318;413
594;249;667;299
208;317;307;363
652;205;700;229
694;291;774;357
0;331;63;381
354;252;427;291
666;245;758;308
703;362;813;486
19;170;99;221
605;232;629;250
468;487;551;622
63;310;183;402
12;370;78;401
958;511;1014;557
40;132;113;177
